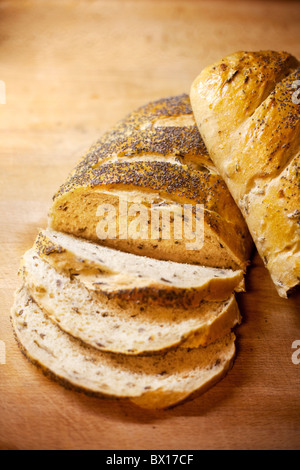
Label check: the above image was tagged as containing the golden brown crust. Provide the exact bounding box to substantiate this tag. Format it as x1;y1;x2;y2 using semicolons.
192;51;298;133
191;50;300;297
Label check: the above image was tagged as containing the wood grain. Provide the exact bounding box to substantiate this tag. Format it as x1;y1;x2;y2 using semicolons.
0;0;299;450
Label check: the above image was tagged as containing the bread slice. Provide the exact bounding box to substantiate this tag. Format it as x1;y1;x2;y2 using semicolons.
21;248;241;354
34;229;245;308
49;94;252;271
190;51;300;297
11;286;236;409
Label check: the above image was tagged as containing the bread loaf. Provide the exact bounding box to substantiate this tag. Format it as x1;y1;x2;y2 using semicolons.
190;51;300;297
11;287;236;409
11;94;251;409
49;95;252;271
21;248;241;354
34;229;245;307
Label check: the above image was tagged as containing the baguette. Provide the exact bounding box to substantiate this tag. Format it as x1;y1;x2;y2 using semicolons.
11;286;236;409
191;51;300;297
49;95;252;270
21;249;241;354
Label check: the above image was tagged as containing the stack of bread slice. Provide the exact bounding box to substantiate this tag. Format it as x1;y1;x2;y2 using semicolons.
12;95;253;409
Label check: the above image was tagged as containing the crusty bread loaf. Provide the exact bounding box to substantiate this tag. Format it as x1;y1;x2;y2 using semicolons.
21;248;241;354
11;94;252;409
11;286;236;409
49;95;252;271
190;51;300;297
34;229;245;307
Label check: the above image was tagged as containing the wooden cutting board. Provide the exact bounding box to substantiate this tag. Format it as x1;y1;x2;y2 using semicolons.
0;0;299;450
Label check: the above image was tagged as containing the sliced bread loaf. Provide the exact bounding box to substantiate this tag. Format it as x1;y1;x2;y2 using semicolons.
34;229;245;307
49;95;252;270
21;249;241;354
11;286;236;409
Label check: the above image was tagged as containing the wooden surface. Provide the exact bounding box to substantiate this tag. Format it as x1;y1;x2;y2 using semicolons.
0;0;300;450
